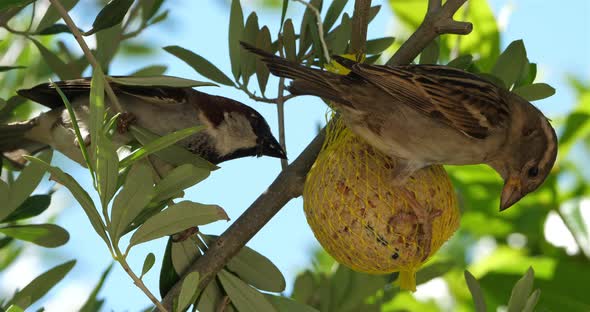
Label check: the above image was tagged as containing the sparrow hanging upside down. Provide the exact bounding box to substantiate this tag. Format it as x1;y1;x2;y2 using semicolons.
242;42;558;211
0;77;286;166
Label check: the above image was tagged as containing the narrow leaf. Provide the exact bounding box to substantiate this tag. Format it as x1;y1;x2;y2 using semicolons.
120;126;204;168
160;238;180;297
0;66;25;72
419;40;439;64
512;83;556;101
507;267;535;312
0;224;69;248
2;150;52;221
228;0;244;80
197;279;224;312
171;239;201;274
24;156;109;246
94;23;122;69
323;0;348;32
279;0;288;32
87;0;134;35
255;26;272;95
218;270;277;312
108;75;217;88
366;37;395;55
464;270;487;312
35;23;75;35
79;263;114;312
9;260;76;309
492;39;527;89
129;201;228;247
164;46;234;86
2;195;51;223
153;164;209;203
241;13;259;86
265;295;319;312
177;271;200;312
111;162;154;242
226;244;286;292
522;289;541;312
96;132;119;206
89;69;105;159
141;253;156;278
129;126;218;171
0;0;33;11
36;0;79;31
447;55;473;69
31;39;75;80
282;19;296;62
131;65;167;76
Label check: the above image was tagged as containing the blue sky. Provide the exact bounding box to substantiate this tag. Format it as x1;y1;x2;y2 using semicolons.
1;0;589;311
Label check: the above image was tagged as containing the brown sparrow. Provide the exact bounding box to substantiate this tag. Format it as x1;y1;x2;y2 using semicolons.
1;77;286;166
242;42;557;211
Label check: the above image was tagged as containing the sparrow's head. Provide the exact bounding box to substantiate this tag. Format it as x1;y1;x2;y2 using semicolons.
493;97;558;211
194;91;286;164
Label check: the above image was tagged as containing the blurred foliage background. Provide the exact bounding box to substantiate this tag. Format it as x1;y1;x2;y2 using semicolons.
0;0;589;311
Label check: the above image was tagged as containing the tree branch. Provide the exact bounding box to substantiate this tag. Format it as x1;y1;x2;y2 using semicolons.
161;0;471;309
48;0;125;113
386;0;471;66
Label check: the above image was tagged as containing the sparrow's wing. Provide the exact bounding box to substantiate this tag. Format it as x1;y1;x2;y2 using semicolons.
17;77;189;109
346;63;511;139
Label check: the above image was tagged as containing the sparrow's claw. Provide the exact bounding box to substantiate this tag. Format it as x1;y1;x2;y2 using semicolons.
117;112;137;134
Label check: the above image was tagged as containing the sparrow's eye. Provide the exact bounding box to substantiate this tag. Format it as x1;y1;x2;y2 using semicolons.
528;167;539;177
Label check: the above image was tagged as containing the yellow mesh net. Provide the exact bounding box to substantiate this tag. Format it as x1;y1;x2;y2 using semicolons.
303;117;460;291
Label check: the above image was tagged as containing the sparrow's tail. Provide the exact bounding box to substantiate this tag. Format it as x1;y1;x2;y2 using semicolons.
0;121;48;168
240;42;353;106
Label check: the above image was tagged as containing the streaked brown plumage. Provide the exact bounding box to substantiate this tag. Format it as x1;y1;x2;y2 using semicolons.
1;77;286;167
242;42;557;211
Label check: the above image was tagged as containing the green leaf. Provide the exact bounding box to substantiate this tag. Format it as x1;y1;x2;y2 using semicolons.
298;0;323;59
35;23;74;35
218;270;277;312
177;271;200;312
0;224;69;248
492;40;527;89
79;263;114;312
279;0;288;32
419;40;439;64
366;37;395;55
2;195;51;223
0;0;33;11
292;271;315;303
120;126;204;168
129;201;228;247
31;39;76;80
228;0;244;80
95;23;122;69
522;289;541;312
197;279;224;312
129;126;218;171
507;267;534;312
447;55;474;69
141;0;164;21
255;26;272;96
163;46;234;86
241;13;259;86
416;260;454;285
86;0;134;35
111;162;154;242
153;164;209;203
24;156;109;246
96;132;119;206
1;150;52;221
515;62;537;88
282;19;296;62
326;13;351;55
108;75;217;88
5;305;25;312
141;253;156;278
36;0;79;31
160;238;180;297
464;270;487;312
171;239;201;275
226;244;286;292
0;66;25;72
323;0;348;32
131;65;167;76
9;260;76;309
89;69;105;158
512;83;556;101
265;295;319;312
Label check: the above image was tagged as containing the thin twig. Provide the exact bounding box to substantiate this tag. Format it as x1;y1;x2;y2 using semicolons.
161;0;472;308
276;38;288;169
386;0;471;66
47;0;125;114
237;82;296;104
293;0;331;63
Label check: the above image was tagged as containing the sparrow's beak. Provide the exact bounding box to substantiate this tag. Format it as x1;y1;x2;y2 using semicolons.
500;176;523;211
261;136;287;159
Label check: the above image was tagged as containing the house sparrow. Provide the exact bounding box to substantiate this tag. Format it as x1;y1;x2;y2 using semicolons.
0;77;286;166
242;42;557;211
